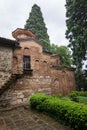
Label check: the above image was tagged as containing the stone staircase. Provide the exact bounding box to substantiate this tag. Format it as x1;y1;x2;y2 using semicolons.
0;73;23;95
0;73;23;108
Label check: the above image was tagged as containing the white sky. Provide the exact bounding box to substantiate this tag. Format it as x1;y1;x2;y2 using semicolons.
0;0;69;46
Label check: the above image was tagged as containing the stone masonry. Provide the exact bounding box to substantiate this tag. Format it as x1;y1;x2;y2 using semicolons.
0;106;73;130
0;46;12;89
0;29;76;107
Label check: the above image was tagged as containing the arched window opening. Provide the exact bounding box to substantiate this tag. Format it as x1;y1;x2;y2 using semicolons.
35;59;39;70
54;78;59;88
24;47;29;50
43;61;48;71
24;47;30;54
35;60;39;62
43;61;47;64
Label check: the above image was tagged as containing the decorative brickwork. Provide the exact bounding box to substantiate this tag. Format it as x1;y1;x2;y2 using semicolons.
0;29;76;107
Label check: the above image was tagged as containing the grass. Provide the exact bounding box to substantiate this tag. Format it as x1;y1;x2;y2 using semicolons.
57;95;87;105
61;96;71;101
78;96;87;104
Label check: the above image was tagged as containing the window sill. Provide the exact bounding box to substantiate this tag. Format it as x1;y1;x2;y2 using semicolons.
23;69;33;75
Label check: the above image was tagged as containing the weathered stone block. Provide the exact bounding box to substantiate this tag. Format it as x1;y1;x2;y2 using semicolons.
0;29;76;107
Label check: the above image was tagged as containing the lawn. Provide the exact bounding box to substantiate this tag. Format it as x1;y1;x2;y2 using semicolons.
57;92;87;105
78;96;87;104
30;93;87;130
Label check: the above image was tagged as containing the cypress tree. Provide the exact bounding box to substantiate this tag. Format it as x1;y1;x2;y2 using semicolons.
65;0;87;90
24;4;51;51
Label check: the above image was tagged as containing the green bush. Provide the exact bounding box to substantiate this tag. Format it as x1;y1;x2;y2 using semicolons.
78;96;87;105
30;93;87;130
70;91;87;97
53;93;63;98
30;93;49;109
69;92;79;102
77;91;87;97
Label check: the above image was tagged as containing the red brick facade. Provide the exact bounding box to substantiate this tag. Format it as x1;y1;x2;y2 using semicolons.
0;28;76;107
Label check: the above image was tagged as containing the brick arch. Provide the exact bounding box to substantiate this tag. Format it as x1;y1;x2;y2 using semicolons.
35;59;39;62
54;78;59;88
34;59;40;70
43;60;47;63
52;78;60;94
43;60;48;72
23;47;30;55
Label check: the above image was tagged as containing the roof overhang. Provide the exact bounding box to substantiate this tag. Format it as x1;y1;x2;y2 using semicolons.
12;28;36;39
0;37;20;48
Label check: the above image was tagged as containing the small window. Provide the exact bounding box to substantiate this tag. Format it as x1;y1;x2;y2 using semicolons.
23;56;31;70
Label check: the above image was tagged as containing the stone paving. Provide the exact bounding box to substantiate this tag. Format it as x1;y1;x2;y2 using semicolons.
0;106;73;130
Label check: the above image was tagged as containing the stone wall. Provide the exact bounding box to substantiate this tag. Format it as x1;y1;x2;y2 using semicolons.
0;36;76;107
12;48;23;74
51;69;76;96
0;74;52;106
0;46;13;89
0;68;76;107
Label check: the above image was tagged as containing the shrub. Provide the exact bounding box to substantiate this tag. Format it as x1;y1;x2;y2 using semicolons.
70;91;87;97
30;93;49;109
30;93;87;130
77;91;87;97
69;92;79;102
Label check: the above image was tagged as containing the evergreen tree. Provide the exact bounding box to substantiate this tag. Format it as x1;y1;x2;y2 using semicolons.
65;0;87;90
24;4;51;51
50;44;72;67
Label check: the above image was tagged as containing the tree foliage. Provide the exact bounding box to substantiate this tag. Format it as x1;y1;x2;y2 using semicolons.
24;4;51;51
50;44;72;67
65;0;87;90
24;4;72;68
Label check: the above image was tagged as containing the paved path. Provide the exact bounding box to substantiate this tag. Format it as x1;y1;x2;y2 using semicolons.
0;106;73;130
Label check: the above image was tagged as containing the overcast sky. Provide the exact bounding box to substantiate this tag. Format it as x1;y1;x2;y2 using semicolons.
0;0;69;46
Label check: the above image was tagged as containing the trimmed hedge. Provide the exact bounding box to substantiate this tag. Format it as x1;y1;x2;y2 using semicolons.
29;93;49;109
69;91;87;97
30;93;87;130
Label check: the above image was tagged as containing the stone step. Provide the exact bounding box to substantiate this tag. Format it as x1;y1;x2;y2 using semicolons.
0;74;23;94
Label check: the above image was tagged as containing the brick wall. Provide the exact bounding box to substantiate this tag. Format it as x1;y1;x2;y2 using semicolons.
0;39;76;107
0;30;76;107
0;68;76;107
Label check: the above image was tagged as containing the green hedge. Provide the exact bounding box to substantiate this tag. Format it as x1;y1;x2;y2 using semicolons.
70;91;87;97
30;93;87;130
29;93;49;109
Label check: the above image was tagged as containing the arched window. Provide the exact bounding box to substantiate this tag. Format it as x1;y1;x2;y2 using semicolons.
24;47;30;54
35;60;39;70
24;47;29;50
43;61;47;63
43;61;48;71
54;78;59;88
35;60;39;62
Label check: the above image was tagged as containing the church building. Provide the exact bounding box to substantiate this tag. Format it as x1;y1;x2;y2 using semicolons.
0;28;76;108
